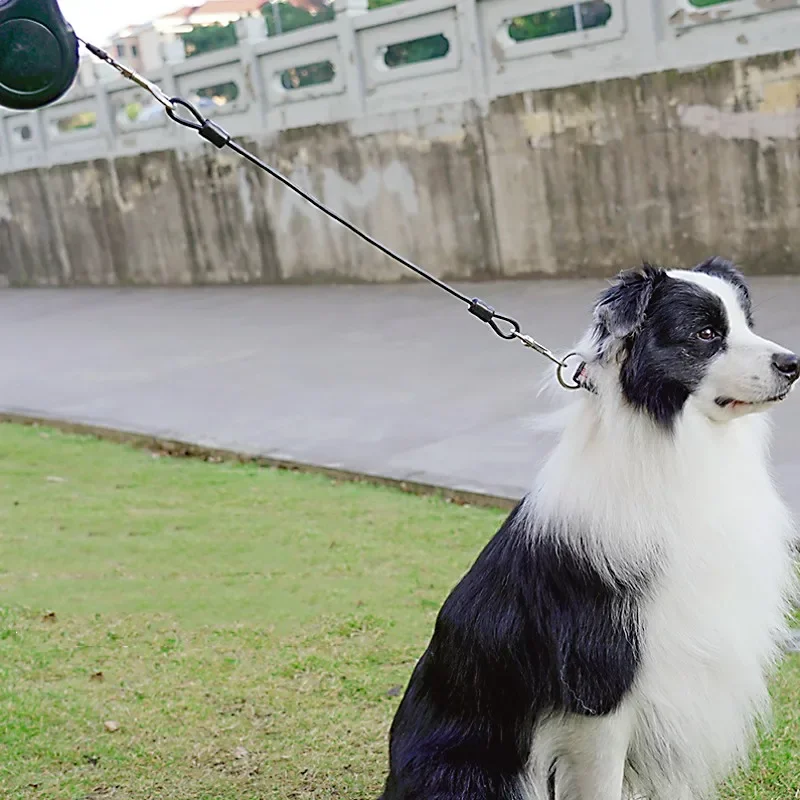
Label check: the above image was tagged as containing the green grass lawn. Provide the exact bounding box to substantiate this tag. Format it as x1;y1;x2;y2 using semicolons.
0;423;798;799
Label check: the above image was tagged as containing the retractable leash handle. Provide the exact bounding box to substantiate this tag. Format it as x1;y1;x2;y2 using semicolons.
0;0;78;110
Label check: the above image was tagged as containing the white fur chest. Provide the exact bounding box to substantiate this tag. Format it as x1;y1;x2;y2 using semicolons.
628;412;796;793
530;400;797;796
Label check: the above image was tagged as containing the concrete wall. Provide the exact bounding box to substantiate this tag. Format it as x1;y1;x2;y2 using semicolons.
485;56;800;278
1;1;800;285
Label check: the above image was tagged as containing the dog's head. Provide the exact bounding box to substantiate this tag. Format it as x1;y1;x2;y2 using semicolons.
587;258;798;427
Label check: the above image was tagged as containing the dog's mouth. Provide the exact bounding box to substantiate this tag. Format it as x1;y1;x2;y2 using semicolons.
715;391;790;409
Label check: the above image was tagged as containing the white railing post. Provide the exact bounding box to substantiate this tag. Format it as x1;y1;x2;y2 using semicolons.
335;0;368;118
162;39;186;66
32;109;48;166
94;79;117;159
0;113;9;173
236;14;269;122
236;14;268;43
456;0;489;113
159;44;183;146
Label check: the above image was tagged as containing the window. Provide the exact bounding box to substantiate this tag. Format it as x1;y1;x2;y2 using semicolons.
56;111;97;134
132;44;139;57
194;81;240;106
508;1;612;42
280;61;336;90
117;44;126;57
383;34;450;68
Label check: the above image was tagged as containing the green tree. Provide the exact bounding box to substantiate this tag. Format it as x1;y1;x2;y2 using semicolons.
509;1;612;42
383;33;448;67
280;59;336;90
367;0;449;66
181;22;238;57
261;2;334;36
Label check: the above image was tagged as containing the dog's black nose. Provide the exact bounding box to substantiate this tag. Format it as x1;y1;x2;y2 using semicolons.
772;352;800;382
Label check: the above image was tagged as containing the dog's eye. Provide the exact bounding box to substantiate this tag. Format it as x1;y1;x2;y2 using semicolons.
696;327;718;341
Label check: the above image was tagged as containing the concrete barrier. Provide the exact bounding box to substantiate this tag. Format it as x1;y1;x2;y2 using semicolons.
0;0;799;285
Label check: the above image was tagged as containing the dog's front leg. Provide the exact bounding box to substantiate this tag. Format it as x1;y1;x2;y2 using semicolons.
549;709;631;800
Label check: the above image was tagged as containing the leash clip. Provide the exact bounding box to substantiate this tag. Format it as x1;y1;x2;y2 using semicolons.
557;353;596;393
512;334;586;392
79;38;175;112
513;331;564;367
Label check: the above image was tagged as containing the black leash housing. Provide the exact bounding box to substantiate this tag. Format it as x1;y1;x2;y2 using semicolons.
0;0;78;110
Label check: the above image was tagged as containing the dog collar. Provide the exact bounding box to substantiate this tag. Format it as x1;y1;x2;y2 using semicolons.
573;361;598;395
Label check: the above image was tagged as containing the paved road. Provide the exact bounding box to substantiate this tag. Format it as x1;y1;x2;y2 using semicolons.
2;277;800;508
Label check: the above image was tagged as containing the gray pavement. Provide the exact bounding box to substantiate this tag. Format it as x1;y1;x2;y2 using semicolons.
2;277;800;509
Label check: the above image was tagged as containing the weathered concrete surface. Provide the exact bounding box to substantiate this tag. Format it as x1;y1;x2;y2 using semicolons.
2;276;800;511
485;54;800;277
1;52;800;286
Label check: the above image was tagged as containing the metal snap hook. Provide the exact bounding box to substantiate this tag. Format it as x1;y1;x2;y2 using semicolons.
556;352;586;391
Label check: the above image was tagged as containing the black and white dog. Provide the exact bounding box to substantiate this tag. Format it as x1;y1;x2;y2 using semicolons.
380;259;799;800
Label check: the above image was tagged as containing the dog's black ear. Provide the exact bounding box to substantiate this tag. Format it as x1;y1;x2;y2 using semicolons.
594;264;664;340
693;256;744;284
693;256;753;326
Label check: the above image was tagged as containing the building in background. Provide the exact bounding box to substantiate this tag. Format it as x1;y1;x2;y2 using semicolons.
108;23;174;73
160;0;268;32
108;0;272;72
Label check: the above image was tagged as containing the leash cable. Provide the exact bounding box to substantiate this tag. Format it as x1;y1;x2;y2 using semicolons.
79;39;585;391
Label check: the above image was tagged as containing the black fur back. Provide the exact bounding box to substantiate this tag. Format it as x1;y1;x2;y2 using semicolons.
380;503;646;799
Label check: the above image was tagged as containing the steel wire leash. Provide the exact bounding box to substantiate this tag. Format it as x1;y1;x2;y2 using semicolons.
79;39;586;392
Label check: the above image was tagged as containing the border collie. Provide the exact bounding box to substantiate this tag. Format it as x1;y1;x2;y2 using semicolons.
380;259;798;800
